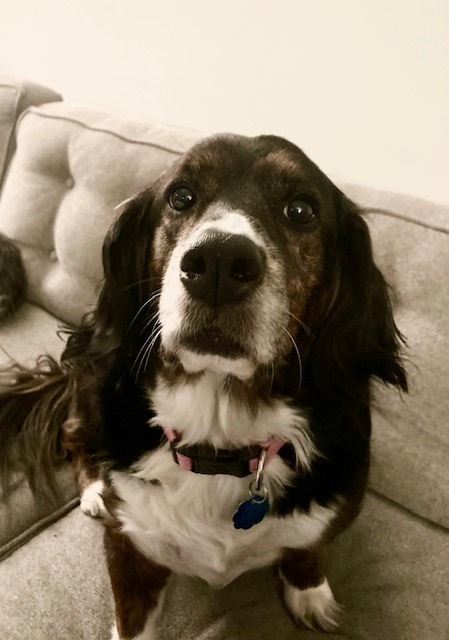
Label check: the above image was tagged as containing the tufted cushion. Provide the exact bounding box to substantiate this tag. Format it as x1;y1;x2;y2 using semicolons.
0;103;201;325
0;75;61;188
341;183;449;528
0;103;447;531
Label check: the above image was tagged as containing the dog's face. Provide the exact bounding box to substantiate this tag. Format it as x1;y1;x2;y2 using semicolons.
100;133;406;395
144;134;339;380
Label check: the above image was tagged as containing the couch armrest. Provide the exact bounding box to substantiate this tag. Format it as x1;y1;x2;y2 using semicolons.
0;74;62;189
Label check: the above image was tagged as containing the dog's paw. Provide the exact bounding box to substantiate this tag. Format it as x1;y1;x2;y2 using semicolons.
282;577;342;632
80;480;107;518
110;625;119;640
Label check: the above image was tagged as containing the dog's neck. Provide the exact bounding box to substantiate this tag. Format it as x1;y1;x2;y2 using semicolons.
148;368;316;471
163;427;285;477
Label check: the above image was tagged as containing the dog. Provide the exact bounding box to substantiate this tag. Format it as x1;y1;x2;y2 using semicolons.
0;231;26;321
0;133;407;639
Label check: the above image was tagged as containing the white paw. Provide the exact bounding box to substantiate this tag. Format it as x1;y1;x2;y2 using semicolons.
110;625;119;640
110;619;158;639
282;576;342;631
80;480;107;518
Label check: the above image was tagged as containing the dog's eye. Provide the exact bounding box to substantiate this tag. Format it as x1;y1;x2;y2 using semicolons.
283;198;316;226
169;185;196;212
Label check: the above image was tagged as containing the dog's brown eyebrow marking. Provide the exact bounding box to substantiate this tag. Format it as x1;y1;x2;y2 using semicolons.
253;150;313;201
259;149;305;175
175;150;229;192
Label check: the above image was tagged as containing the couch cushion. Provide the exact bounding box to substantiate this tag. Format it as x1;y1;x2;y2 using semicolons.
0;75;61;188
0;302;77;561
339;183;449;529
0;103;201;326
0;471;78;562
0;491;447;640
1;101;447;533
0;301;67;366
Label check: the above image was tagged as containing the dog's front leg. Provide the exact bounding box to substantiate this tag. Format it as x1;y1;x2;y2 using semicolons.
104;524;171;640
63;411;107;518
279;547;341;631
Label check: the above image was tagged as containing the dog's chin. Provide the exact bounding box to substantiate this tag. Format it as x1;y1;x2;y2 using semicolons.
175;330;257;379
177;347;257;380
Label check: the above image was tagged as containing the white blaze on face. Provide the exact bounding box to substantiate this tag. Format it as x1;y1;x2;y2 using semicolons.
158;206;288;378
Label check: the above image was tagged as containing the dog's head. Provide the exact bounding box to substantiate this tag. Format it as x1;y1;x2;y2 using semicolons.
90;134;407;398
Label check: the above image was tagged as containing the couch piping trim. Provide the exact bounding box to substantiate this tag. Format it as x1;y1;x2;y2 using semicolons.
362;207;449;235
367;488;448;534
0;497;80;563
0;83;21;186
23;108;189;156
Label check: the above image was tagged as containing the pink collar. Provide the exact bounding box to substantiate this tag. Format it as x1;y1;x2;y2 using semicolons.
164;428;285;477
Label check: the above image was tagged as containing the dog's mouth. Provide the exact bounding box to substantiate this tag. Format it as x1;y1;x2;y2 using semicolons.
167;320;257;380
182;329;247;359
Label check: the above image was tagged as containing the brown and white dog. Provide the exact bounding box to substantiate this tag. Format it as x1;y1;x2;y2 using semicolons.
0;134;407;638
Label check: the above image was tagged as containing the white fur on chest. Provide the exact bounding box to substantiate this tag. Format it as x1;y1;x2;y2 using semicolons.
112;450;336;587
111;371;335;587
149;370;315;462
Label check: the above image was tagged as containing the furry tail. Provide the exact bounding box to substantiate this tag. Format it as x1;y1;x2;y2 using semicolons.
0;355;74;503
0;232;26;320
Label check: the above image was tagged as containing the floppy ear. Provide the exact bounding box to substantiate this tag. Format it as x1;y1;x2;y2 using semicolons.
63;188;160;368
308;192;407;400
100;189;158;335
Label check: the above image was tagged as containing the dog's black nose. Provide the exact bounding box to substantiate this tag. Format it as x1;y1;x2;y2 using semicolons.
180;233;265;307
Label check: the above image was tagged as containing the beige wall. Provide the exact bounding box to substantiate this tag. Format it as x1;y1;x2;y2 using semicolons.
2;0;448;205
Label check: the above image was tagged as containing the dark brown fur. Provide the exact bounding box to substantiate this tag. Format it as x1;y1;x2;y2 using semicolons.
0;232;26;321
104;523;170;638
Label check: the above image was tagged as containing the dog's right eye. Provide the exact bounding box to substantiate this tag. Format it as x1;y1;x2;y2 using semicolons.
283;197;317;227
168;185;196;212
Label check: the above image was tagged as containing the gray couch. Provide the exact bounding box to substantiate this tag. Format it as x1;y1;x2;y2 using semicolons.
0;75;448;640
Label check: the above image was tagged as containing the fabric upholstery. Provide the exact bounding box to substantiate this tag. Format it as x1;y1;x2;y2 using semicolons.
0;94;448;639
369;211;448;528
0;475;78;562
0;491;447;640
0;103;200;326
0;301;65;366
0;302;77;561
340;185;449;529
0;74;61;188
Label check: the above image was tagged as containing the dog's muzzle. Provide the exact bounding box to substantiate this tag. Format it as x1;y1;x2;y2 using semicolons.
180;232;266;307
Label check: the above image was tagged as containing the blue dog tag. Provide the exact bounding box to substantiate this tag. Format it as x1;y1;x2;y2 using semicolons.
233;493;270;530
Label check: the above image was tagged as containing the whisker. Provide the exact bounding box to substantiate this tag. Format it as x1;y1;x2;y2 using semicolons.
288;311;315;339
128;290;161;333
131;324;162;380
284;328;303;395
142;326;163;374
118;277;161;293
133;335;161;382
139;310;161;336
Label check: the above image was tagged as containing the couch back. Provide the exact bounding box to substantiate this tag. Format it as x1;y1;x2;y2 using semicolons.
0;103;201;325
0;98;449;531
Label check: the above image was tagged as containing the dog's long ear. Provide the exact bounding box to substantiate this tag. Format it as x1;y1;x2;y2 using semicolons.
101;189;158;336
63;188;160;367
309;191;407;400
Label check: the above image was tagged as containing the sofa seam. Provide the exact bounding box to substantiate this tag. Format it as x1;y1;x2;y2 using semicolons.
361;206;449;235
366;487;449;533
0;83;21;186
22;108;188;156
0;497;80;563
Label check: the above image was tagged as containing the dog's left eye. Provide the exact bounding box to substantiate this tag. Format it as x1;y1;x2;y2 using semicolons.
283;198;317;226
168;185;196;212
